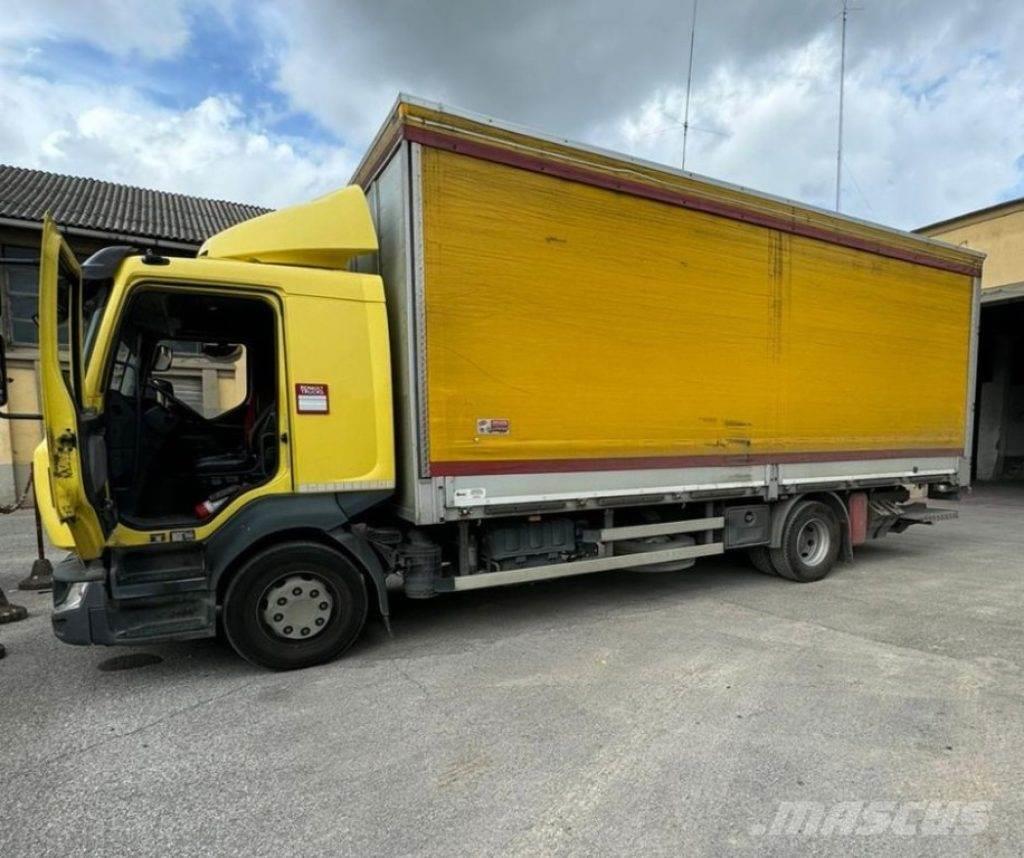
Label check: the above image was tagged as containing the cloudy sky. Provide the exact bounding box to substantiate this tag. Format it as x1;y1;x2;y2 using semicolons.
1;0;1020;229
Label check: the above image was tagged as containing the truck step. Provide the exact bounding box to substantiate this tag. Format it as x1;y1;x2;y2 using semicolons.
110;545;207;599
896;503;959;524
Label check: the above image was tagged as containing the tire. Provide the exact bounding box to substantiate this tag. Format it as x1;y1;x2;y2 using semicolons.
769;500;840;583
223;541;368;670
747;546;778;576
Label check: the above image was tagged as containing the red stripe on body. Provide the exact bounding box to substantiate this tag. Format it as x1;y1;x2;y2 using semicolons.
403;125;980;278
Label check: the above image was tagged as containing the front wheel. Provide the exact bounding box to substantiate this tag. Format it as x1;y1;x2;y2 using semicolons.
223;541;368;670
769;500;841;583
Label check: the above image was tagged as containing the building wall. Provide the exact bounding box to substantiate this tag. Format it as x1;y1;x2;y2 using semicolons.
922;205;1024;289
924;206;1024;481
0;223;241;503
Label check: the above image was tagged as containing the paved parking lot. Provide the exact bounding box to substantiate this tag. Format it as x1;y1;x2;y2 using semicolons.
1;486;1022;856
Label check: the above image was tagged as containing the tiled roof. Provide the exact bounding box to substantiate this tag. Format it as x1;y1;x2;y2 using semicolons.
0;165;269;245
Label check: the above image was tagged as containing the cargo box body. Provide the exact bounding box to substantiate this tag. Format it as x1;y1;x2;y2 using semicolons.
353;96;982;526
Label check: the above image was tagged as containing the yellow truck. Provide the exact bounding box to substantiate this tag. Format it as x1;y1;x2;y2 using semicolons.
1;96;982;669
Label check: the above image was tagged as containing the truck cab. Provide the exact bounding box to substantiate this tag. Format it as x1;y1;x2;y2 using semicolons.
24;189;397;669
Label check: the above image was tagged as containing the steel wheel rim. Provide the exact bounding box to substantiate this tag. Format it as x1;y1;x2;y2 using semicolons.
797;519;830;566
259;573;335;641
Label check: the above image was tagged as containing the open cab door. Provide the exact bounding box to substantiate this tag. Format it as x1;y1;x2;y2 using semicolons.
38;216;110;560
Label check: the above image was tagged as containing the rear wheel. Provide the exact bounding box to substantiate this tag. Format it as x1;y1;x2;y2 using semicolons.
223;541;368;670
747;546;778;576
769;500;840;583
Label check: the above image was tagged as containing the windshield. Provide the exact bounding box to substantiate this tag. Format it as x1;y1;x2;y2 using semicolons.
109;339;140;397
82;279;112;370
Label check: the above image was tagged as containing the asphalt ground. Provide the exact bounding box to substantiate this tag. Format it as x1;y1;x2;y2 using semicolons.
1;485;1022;856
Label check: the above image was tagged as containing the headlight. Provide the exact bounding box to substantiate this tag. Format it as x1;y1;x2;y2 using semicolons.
54;581;89;611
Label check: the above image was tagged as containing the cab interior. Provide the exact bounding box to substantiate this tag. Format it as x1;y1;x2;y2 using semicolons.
103;289;279;526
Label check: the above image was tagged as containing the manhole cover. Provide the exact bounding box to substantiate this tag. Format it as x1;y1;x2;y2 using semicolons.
97;653;163;672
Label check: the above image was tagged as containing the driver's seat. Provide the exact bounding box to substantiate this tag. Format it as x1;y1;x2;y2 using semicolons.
194;403;277;479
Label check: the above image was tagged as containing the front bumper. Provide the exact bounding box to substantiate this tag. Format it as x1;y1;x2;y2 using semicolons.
51;581;106;645
51;554;216;646
51;555;107;645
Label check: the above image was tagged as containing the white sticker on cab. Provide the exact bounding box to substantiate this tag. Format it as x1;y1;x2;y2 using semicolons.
296;383;329;414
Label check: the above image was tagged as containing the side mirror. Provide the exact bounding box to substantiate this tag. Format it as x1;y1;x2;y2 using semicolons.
152;343;173;373
0;335;8;407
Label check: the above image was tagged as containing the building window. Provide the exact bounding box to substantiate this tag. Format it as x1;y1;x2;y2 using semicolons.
1;243;69;347
168;339;202;355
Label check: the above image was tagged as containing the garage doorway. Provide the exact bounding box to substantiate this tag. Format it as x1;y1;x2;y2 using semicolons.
974;291;1024;481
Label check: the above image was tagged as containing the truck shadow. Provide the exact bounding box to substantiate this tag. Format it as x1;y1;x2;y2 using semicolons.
347;536;945;663
127;535;952;675
361;557;765;654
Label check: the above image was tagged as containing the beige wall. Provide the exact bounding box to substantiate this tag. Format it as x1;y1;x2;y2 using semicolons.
922;204;1024;289
923;202;1024;481
216;349;248;415
2;353;46;499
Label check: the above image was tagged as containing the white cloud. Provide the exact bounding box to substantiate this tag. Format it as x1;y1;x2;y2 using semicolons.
257;0;1024;229
0;0;362;208
1;0;1023;228
0;69;358;208
602;36;1024;228
0;1;194;60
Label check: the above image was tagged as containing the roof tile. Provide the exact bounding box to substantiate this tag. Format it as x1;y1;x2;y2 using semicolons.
0;165;270;245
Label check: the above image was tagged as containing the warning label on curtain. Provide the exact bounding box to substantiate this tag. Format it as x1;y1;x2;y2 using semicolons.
296;383;330;414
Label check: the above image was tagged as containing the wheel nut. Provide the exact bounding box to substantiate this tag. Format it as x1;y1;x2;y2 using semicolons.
283;626;293;635
273;613;283;622
310;589;319;598
301;627;310;636
315;617;325;627
292;587;302;596
277;597;287;606
319;601;328;610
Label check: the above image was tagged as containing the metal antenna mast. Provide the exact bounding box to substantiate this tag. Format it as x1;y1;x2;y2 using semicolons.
835;0;849;211
681;0;699;171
